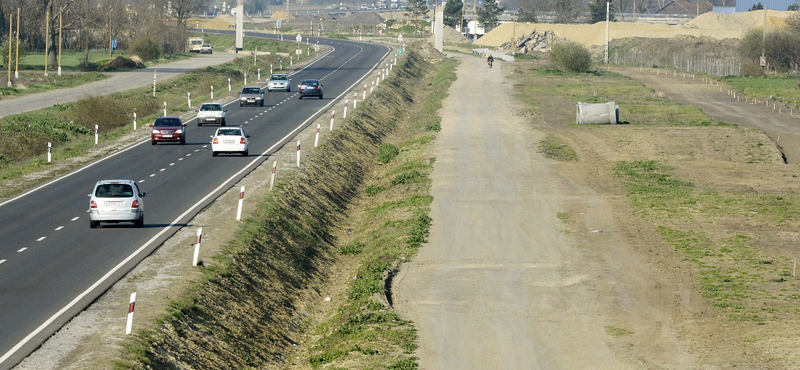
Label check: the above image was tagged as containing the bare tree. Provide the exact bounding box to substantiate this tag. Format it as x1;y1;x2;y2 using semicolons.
553;0;580;23
169;0;207;29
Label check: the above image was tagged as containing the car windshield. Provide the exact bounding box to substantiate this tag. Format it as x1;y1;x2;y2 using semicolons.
217;129;242;136
271;75;287;81
243;88;260;94
95;184;134;198
200;104;221;111
154;118;181;127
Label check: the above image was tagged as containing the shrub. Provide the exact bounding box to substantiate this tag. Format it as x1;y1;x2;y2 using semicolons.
130;37;162;61
378;143;399;163
550;41;592;73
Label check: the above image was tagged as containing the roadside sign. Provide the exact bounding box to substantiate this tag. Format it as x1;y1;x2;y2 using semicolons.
397;49;404;55
296;34;302;42
398;34;404;42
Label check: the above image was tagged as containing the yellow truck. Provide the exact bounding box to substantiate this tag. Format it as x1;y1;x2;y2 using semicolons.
188;37;204;53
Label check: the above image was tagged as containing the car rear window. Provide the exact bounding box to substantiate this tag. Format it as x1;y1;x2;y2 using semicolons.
271;75;287;81
218;129;242;136
243;88;260;94
95;184;134;198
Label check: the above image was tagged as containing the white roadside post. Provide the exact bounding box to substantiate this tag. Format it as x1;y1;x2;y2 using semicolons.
330;110;335;130
244;73;247;85
258;68;261;80
211;85;214;100
152;70;156;97
371;81;374;93
314;124;320;147
125;292;136;335
236;186;245;221
163;102;167;116
343;99;348;119
270;65;273;75
290;56;293;66
187;92;191;108
133;112;137;130
94;125;98;145
47;142;51;163
228;78;231;92
376;74;380;87
296;141;301;167
363;84;366;100
193;228;202;266
270;161;277;190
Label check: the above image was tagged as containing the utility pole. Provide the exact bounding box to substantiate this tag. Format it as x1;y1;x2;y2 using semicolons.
604;1;609;64
473;0;477;42
15;8;19;79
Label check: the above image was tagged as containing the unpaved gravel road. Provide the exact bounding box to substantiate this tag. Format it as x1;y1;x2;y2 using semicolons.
392;56;702;369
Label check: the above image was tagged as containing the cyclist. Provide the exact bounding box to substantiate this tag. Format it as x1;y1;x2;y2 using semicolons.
487;54;494;68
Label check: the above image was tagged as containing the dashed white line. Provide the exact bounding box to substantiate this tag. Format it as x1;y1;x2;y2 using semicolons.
149;174;156;177
17;248;27;252
139;180;145;183
178;158;184;161
169;163;175;166
55;226;64;231
71;217;79;221
186;153;192;156
36;237;46;242
0;259;5;265
159;168;166;172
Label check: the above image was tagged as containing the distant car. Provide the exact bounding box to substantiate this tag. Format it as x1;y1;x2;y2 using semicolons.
199;44;213;54
88;179;146;228
267;73;291;92
298;79;323;99
239;86;265;106
197;102;226;126
150;116;186;145
211;126;249;156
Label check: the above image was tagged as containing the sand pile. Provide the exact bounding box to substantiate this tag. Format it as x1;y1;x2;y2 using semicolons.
476;9;796;49
430;25;470;44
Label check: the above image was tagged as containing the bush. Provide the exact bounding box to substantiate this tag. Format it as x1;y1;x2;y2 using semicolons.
378;143;399;163
550;41;592;73
130;37;162;61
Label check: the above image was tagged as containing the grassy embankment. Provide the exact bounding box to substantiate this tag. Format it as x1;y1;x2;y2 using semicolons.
113;43;456;369
512;60;800;364
0;35;314;198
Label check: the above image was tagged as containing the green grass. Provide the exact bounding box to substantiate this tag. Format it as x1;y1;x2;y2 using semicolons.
539;134;578;161
720;75;800;108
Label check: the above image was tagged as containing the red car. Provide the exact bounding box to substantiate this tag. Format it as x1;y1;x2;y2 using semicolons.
150;116;187;145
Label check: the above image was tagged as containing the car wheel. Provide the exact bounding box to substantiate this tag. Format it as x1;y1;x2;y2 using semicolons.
90;220;98;228
267;88;271;92
213;152;218;157
287;87;291;92
243;150;248;157
319;94;323;99
240;102;243;107
151;140;156;145
260;101;264;106
135;215;144;228
299;96;303;100
180;137;186;145
198;122;203;127
221;121;226;126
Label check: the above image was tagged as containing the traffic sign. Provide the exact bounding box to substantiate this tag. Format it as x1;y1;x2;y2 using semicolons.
296;34;302;42
398;34;404;42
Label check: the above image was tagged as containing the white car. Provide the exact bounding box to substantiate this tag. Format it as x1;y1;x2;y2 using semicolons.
211;127;249;157
199;44;213;54
267;73;291;92
197;103;226;126
88;179;146;228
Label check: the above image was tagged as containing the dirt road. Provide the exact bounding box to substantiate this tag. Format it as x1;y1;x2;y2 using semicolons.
614;67;800;164
392;56;702;368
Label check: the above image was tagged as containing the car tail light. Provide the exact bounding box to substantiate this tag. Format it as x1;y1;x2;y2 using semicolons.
240;137;246;144
131;200;140;209
90;200;97;209
212;137;219;144
317;86;321;90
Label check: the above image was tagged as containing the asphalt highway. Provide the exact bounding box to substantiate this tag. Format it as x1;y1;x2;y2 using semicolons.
0;32;390;369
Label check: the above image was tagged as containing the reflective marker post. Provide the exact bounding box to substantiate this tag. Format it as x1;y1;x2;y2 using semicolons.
47;142;51;163
125;292;136;335
193;228;202;266
270;161;277;191
236;186;245;221
314;124;320;147
94;125;98;145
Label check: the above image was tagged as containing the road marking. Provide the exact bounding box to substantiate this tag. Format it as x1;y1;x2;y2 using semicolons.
55;226;64;231
139;180;145;183
149;174;156;177
186;153;192;156
159;168;166;172
71;217;79;221
17;248;27;252
36;237;46;242
169;163;175;166
0;259;5;265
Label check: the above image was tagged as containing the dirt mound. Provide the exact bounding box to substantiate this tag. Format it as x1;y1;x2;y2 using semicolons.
270;11;297;20
339;11;385;24
430;25;470;44
192;16;232;30
100;56;145;70
477;9;795;49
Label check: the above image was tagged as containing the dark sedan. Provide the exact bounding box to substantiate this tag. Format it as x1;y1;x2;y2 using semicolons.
298;79;323;99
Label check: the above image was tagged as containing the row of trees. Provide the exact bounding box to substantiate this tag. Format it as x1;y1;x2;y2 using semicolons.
0;0;209;70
